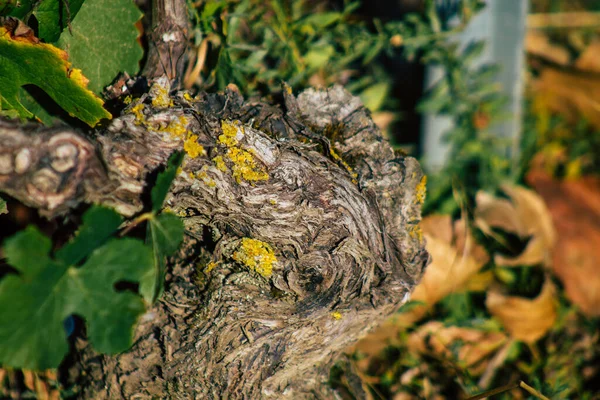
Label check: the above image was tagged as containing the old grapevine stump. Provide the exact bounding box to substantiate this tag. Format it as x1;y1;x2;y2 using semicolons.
0;81;429;398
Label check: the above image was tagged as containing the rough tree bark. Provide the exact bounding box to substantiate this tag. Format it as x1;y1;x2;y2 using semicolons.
0;78;429;398
0;0;430;397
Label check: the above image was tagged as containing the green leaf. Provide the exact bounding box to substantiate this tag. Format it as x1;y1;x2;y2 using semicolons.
462;40;486;64
0;226;152;370
151;151;184;212
143;152;185;303
359;82;390;112
0;196;6;214
35;0;85;42
304;44;334;70
56;0;143;94
2;0;34;18
296;12;341;32
0;26;111;126
200;1;226;33
55;206;123;266
141;212;184;303
215;47;245;90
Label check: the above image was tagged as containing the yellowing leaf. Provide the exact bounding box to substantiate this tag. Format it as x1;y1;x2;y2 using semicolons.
574;39;600;74
396;215;489;326
475;185;556;267
0;26;110;126
525;31;570;66
407;321;508;375
532;67;600;131
527;170;600;317
486;279;557;343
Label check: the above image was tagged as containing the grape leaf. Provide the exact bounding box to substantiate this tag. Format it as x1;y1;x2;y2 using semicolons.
1;0;34;18
0;26;111;126
34;0;85;42
56;0;143;94
151;151;184;213
142;212;184;303
55;206;123;265
0;208;153;370
216;47;246;90
141;152;185;303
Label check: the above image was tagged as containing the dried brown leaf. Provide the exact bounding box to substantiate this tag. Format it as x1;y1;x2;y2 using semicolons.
396;215;489;325
23;370;35;391
475;191;525;237
372;111;396;132
532;68;600;131
575;39;600;73
353;215;490;358
486;279;557;343
525;31;571;65
407;321;508;375
526;170;600;316
475;185;555;267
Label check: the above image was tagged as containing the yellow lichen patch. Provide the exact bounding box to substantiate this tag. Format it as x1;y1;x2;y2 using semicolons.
227;147;269;183
152;115;206;159
195;167;217;187
162;115;189;139
331;311;342;320
183;92;194;101
183;133;205;158
329;148;358;183
269;199;277;205
232;238;277;278
218;120;241;148
130;103;145;123
123;95;133;105
151;85;174;108
205;262;218;274
212;155;228;172
215;120;269;184
408;224;424;243
415;175;427;204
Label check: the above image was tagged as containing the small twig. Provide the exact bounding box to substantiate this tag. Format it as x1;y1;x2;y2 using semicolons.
465;380;550;400
183;37;208;89
518;381;551;400
477;339;512;388
528;12;600;29
119;212;153;237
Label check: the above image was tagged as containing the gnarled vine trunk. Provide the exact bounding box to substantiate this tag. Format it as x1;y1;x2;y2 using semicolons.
0;80;429;398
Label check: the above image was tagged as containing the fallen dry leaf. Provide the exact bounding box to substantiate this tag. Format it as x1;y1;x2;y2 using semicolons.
486;278;557;343
525;30;571;66
475;185;556;267
526;170;600;316
575;39;600;73
372;111;397;132
407;321;508;375
532;67;600;131
21;370;59;400
397;215;490;325
353;215;489;358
